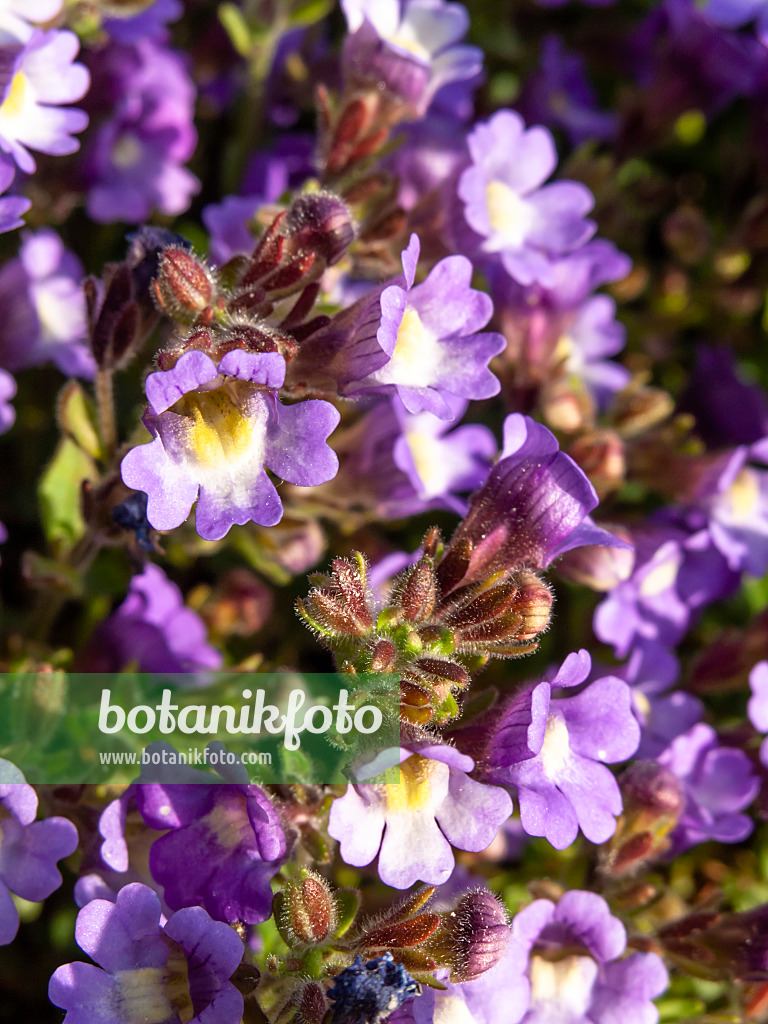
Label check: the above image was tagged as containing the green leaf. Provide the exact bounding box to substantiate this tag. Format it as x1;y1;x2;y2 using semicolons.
218;2;253;58
289;0;333;27
38;438;96;551
58;381;102;460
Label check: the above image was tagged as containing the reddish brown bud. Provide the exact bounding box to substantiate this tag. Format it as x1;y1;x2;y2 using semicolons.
362;913;441;950
399;558;437;622
200;569;273;638
281;870;337;947
413;657;469;689
511;572;553;642
283;193;355;267
297;982;328;1024
370;638;398;673
153;247;214;322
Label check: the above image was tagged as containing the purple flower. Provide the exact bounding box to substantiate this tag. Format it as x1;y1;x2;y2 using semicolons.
0;366;15;433
594;524;739;658
0;156;28;231
0;758;78;945
328;742;513;888
485;650;639;850
510;891;668;1024
102;0;182;43
659;723;759;853
121;349;340;541
438;413;629;593
458;110;595;287
517;36;617;147
341;0;482;114
702;0;768;44
48;882;245;1024
336;395;496;519
0;228;93;378
680;345;768;449
138;782;287;924
82;563;222;673
749;661;768;765
345;235;505;417
0;29;89;174
84;39;198;222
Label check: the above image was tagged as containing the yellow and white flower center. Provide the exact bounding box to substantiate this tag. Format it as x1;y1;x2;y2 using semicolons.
433;994;478;1024
111;133;144;170
370;306;442;388
173;382;262;471
0;71;28;121
528;954;598;1020
406;428;448;498
383;754;447;815
540;713;571;779
638;550;680;599
485;181;537;249
115;951;194;1024
203;792;249;850
389;24;431;62
726;468;760;521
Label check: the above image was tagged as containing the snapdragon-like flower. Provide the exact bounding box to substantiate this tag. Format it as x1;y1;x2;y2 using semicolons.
511;891;668;1024
485;650;640;850
328;742;512;888
138;782;287;924
121;349;340;541
458;110;595;287
0;29;89;174
0;758;78;945
341;0;482;114
82;563;222;673
48;882;245;1024
659;722;759;853
0;228;93;378
346;235;506;418
84;39;198;222
438;413;629;593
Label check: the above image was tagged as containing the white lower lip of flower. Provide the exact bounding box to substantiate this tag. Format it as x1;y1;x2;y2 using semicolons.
370;306;443;388
389;25;432;63
382;754;448;815
406;428;449;498
638;552;680;599
540;713;571;780
433;994;478;1024
723;468;761;523
33;283;84;346
528;954;599;1020
484;181;538;250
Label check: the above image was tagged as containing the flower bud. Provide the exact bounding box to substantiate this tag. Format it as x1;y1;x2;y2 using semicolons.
283;193;355;268
556;527;635;591
511;571;554;642
398;558;437;623
568;430;626;499
430;891;510;982
279;870;337;947
659;906;768;982
200;569;273;638
152;246;215;323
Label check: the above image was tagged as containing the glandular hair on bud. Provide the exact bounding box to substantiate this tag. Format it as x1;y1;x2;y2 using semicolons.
512;572;554;642
283;870;337;947
153;246;215;321
438;891;510;982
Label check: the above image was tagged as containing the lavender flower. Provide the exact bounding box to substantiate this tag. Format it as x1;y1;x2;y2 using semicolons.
341;0;482;114
120;350;340;541
0;758;78;944
680;345;768;449
84;39;198;222
510;891;668;1024
346;234;506;418
0;29;89;174
438;413;629;593
458;110;595;287
0;1;63;41
82;563;222;673
138;782;287;924
0;228;93;378
659;723;759;853
702;0;768;45
328;742;513;888
48;882;245;1024
485;650;640;850
102;0;183;44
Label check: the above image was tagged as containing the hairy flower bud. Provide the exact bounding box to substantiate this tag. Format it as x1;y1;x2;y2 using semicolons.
152;246;216;323
398;558;437;623
659;906;768;982
430;891;510;982
278;870;337;947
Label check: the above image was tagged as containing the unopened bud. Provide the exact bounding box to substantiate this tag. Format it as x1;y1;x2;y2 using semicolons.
284;193;355;267
431;891;510;982
611;381;674;439
512;572;553;642
280;870;337;947
659;905;768;982
201;569;273;638
568;430;626;498
399;558;437;622
556;527;634;591
153;247;215;322
296;981;327;1024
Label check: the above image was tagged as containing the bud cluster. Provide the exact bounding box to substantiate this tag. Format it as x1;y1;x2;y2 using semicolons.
297;532;554;725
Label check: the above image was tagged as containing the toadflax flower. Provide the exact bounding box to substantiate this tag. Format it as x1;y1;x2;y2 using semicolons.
0;29;89;174
345;234;506;418
137;782;287;924
0;758;78;945
341;0;483;115
458;110;595;287
510;890;668;1024
48;881;245;1024
121;349;340;541
437;413;630;595
484;650;640;850
328;742;513;889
